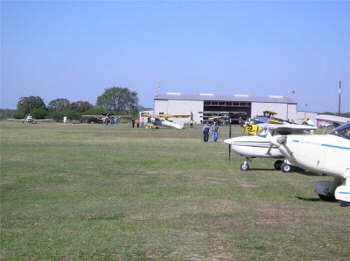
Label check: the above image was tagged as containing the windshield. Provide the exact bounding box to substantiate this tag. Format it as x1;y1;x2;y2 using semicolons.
330;122;350;140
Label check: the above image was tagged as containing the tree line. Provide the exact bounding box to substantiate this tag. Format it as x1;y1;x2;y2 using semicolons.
12;87;140;121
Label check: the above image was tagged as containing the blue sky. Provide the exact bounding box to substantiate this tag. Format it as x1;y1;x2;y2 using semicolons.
1;0;349;112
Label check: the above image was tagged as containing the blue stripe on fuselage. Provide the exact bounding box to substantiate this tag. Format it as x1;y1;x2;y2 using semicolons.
321;144;350;150
291;140;350;150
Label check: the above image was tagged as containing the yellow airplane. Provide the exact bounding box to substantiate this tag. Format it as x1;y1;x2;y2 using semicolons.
242;123;263;135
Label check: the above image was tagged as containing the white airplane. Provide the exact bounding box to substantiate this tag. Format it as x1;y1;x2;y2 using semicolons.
270;121;350;206
141;113;190;129
151;117;185;129
7;114;52;123
224;123;317;172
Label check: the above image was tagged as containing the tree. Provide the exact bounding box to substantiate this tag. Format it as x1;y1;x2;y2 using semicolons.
70;101;93;113
13;110;26;119
31;108;48;119
96;87;138;113
67;111;81;120
83;106;106;115
52;111;65;122
48;98;70;112
17;96;46;114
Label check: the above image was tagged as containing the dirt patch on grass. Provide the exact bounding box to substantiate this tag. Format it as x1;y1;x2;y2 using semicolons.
189;253;235;261
253;202;311;226
170;214;250;231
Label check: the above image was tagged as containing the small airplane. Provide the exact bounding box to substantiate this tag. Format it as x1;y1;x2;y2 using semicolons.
80;114;132;124
242;111;291;135
270;121;350;206
140;113;191;129
7;114;52;123
224;123;317;172
316;114;350;128
251;110;285;124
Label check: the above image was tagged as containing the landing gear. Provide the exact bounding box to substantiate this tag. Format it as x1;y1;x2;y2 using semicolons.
240;160;250;171
339;201;350;207
274;160;283;170
318;194;336;202
281;163;293;173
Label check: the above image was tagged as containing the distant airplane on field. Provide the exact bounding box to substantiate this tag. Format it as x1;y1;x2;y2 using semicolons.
140;113;191;129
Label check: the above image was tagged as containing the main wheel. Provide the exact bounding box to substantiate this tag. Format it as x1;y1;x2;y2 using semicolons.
240;162;249;171
274;160;283;170
281;163;293;173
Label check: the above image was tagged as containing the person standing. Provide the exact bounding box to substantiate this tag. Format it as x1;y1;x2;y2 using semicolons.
202;122;210;142
211;123;219;142
132;119;135;128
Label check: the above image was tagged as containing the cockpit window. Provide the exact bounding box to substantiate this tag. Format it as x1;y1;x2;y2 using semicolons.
330;122;350;140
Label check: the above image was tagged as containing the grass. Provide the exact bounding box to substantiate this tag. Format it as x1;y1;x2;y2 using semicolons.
1;121;349;260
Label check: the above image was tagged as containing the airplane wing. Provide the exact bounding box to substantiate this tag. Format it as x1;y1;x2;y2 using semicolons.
316;114;350;125
259;123;317;131
259;123;317;135
7;118;53;122
161;114;191;119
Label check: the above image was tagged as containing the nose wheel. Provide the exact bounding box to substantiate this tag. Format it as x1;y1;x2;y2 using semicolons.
240;160;250;171
339;201;350;207
281;162;293;173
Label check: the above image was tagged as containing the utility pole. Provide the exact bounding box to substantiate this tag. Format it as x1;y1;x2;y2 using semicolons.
338;80;342;116
304;104;308;118
228;118;232;160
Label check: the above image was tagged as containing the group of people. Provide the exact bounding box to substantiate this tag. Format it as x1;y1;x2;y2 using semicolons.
202;122;219;142
102;114;119;125
131;119;144;128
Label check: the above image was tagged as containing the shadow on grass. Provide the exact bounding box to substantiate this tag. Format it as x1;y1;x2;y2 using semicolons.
296;196;338;203
295;196;321;202
292;168;320;176
247;168;277;171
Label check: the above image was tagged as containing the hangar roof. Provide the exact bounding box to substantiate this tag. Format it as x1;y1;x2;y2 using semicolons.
155;93;297;104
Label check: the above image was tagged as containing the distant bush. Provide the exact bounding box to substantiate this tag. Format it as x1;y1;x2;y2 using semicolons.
13;110;26;119
31;108;48;119
67;111;81;120
52;111;65;122
0;109;16;120
321;112;350;118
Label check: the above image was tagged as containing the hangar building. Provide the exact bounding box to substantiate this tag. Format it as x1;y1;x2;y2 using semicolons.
154;93;298;123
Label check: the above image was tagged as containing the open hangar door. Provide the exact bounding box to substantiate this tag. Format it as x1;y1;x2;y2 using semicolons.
203;100;251;123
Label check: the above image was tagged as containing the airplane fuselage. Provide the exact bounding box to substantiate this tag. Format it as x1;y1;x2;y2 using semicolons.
279;134;350;178
225;135;283;158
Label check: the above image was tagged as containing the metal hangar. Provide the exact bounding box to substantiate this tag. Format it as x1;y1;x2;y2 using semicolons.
154;92;297;123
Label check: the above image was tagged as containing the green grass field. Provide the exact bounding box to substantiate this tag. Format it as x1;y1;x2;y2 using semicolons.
1;121;349;260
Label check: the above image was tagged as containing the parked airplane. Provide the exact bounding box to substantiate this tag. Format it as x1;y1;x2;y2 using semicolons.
316;114;350;127
7;114;52;123
251;110;285;124
224;123;317;171
270;121;350;206
141;113;191;129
